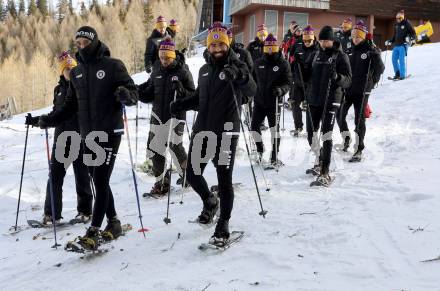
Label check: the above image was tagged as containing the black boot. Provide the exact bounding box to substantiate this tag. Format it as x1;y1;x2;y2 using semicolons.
349;149;363;163
209;219;230;246
392;71;400;80
149;181;170;196
198;195;219;224
101;217;122;241
342;135;351;152
77;226;100;250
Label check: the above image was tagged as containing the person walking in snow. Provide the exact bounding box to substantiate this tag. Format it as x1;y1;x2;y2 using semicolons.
282;20;303;61
167;19;179;40
336;21;384;161
335;18;354;55
36;26;138;250
144;16;170;74
138;38;195;196
306;25;352;187
289;25;320;137
386;10;416;80
170;22;256;245
251;34;292;167
25;51;93;225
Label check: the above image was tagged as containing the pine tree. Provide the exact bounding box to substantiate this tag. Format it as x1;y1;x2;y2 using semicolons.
18;0;24;14
79;1;87;18
7;0;17;18
142;1;153;25
56;0;69;21
68;0;73;14
36;0;48;16
0;0;5;21
28;0;37;15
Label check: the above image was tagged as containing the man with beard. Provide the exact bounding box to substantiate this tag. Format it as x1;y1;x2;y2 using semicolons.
306;26;352;187
170;23;256;245
144;16;170;74
251;34;292;167
37;26;138;250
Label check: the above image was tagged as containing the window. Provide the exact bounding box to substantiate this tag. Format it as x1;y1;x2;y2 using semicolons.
235;32;244;44
265;10;278;36
249;15;256;39
283;12;308;36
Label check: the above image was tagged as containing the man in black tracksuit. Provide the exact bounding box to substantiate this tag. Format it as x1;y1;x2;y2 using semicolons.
306;26;352;186
289;25;319;136
138;39;195;195
251;34;292;166
37;26;138;250
26;52;92;224
335;18;354;55
337;21;384;161
144;16;170;74
170;23;256;244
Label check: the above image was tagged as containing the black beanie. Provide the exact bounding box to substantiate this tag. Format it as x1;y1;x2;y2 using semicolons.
76;26;98;42
319;26;334;41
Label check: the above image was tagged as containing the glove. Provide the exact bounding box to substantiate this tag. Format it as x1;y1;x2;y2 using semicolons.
222;64;245;83
169;99;183;116
38;115;52;129
272;87;284;98
331;71;340;82
410;39;416;47
25;114;40;127
171;79;185;97
115;86;134;105
181;48;188;54
384;40;392;46
146;65;152;74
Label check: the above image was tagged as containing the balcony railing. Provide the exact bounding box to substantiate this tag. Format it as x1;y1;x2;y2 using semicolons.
230;0;330;15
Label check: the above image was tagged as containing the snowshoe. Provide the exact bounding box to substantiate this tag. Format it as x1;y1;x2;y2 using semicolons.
290;127;303;137
27;216;65;228
199;231;244;251
349;150;363;163
264;159;284;170
69;213;91;225
310;174;333;187
209;219;230;247
101;217;122;241
306;164;321;176
65;227;100;252
143;181;170;198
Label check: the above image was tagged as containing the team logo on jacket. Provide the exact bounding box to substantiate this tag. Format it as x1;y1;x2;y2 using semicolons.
401;25;405;29
237;53;240;58
96;70;105;79
328;58;334;63
347;43;352;48
219;72;226;80
361;53;367;60
273;66;279;72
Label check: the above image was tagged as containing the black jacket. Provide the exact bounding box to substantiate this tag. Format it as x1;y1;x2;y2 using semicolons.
292;41;320;88
253;51;292;108
390;19;416;46
144;29;170;71
347;40;385;96
52;76;80;138
48;42;138;139
307;41;352;107
246;38;264;63
335;29;353;55
138;52;195;124
180;50;257;133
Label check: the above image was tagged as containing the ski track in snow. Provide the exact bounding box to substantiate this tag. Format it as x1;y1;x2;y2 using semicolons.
0;44;440;290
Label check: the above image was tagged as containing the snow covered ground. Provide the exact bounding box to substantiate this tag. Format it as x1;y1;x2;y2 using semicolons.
1;43;439;291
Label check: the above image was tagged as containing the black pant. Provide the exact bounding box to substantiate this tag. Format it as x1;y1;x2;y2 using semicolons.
44;135;93;220
250;103;281;157
147;122;187;181
306;104;338;174
83;134;121;228
185;133;238;221
337;94;370;151
290;84;305;130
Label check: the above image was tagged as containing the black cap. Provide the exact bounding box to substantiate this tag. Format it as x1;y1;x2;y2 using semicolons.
76;26;98;42
319;26;334;41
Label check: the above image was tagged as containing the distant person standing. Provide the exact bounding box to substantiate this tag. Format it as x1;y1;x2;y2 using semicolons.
144;16;170;74
335;18;354;55
385;10;416;80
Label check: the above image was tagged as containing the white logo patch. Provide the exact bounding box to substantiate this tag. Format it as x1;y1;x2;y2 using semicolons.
237;53;241;58
76;74;83;79
156;75;163;79
96;70;105;80
273;66;279;72
347;43;352;48
361;53;367;60
328;58;334;63
401;25;405;29
219;72;226;80
259;65;265;69
202;72;209;77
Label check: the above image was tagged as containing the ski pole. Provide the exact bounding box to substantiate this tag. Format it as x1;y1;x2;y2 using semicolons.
162;77;180;224
281;94;285;132
44;128;60;249
230;81;267;218
135;102;139;168
354;58;372;152
381;44;389;85
275;97;280;173
122;106;148;237
13;114;30;231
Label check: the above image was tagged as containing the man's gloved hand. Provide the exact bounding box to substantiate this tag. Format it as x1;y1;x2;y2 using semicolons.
171;79;185;97
272;87;284;98
25;114;40;127
331;71;340;82
115;86;135;105
169;99;183;116
222;64;246;83
385;40;392;46
146;65;152;74
38;115;52;129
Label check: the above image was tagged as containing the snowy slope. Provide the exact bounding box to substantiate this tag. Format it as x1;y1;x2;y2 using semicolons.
1;43;439;291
